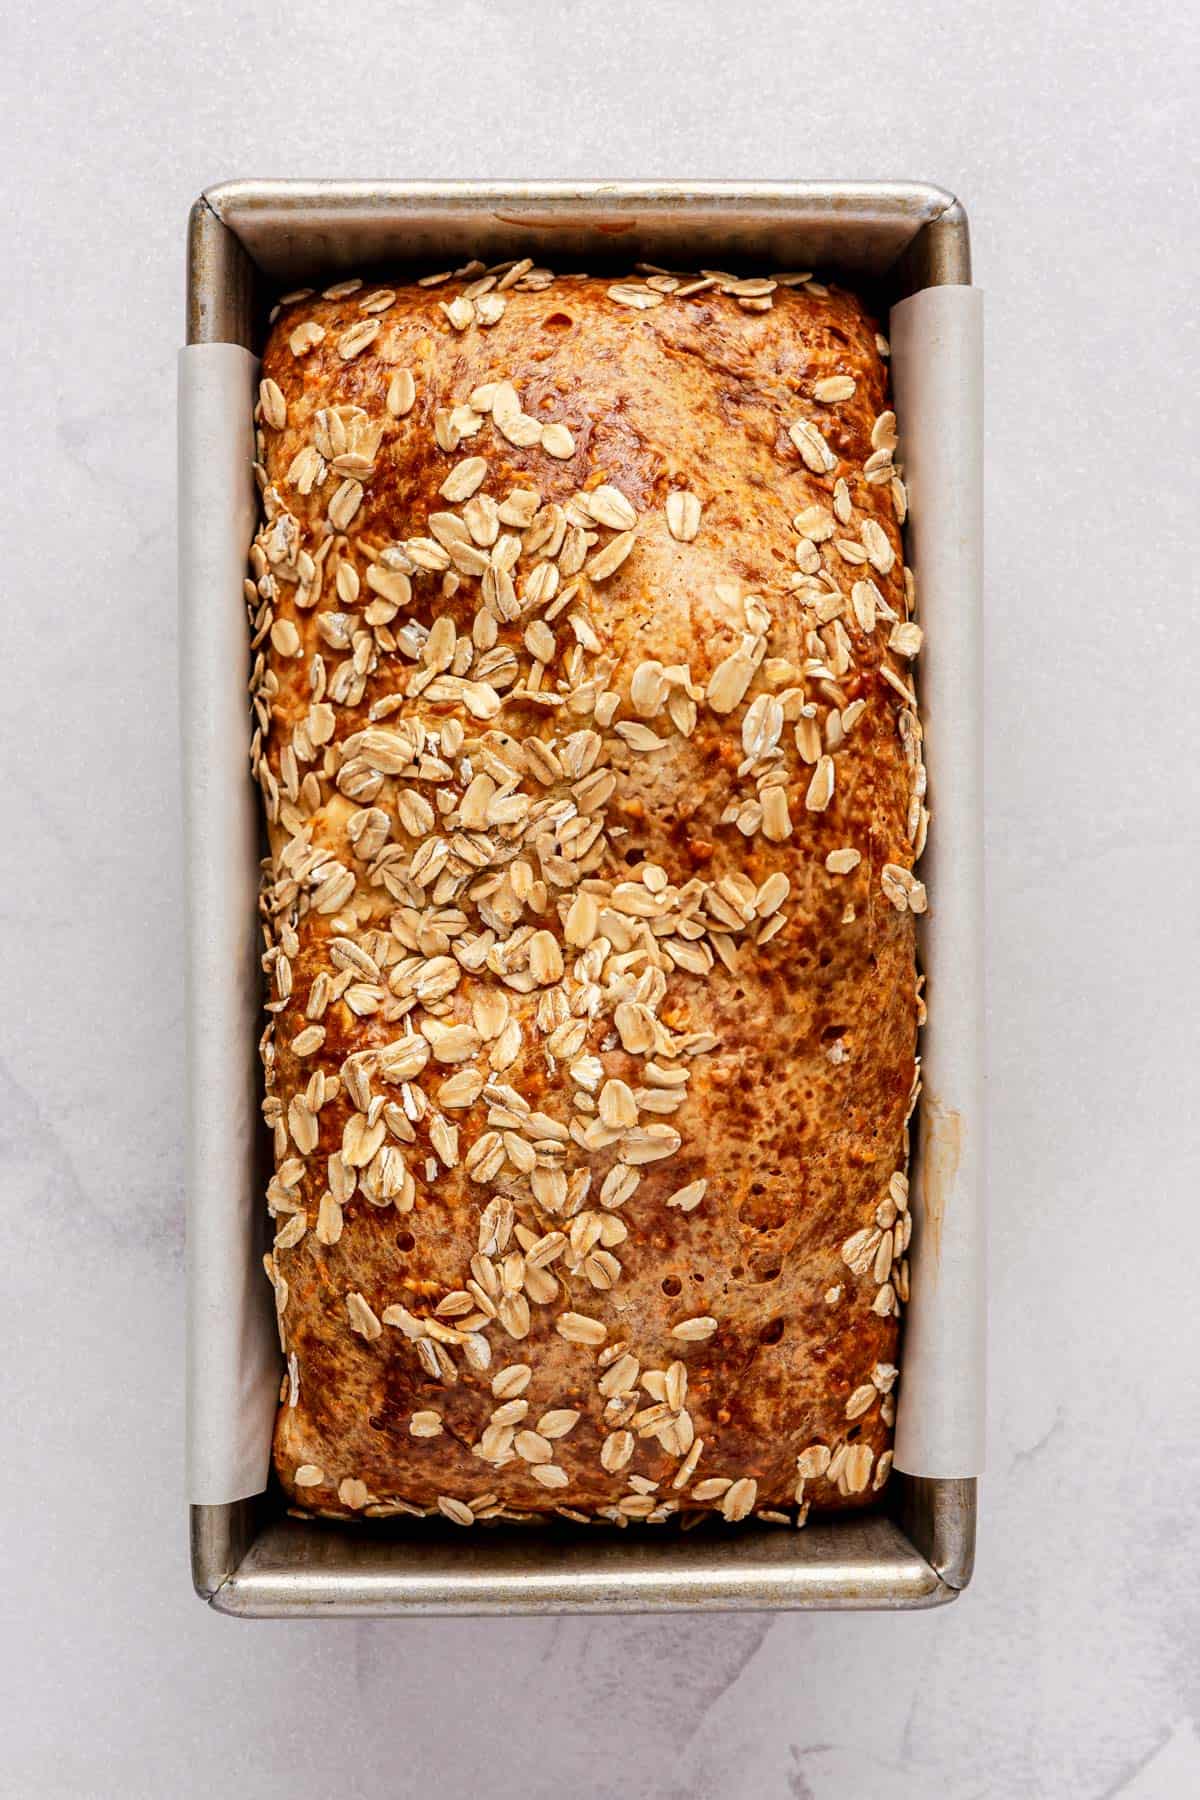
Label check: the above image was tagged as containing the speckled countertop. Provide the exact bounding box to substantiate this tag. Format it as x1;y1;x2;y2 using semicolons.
2;2;1197;1795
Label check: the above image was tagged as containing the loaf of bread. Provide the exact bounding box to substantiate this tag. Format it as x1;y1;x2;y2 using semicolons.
247;259;925;1530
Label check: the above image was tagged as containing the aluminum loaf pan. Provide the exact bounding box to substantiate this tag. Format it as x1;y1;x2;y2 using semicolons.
185;179;978;1617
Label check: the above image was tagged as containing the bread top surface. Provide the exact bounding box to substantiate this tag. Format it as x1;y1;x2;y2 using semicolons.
249;266;923;1529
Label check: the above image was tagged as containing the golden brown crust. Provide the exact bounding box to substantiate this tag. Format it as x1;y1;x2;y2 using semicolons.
248;264;924;1530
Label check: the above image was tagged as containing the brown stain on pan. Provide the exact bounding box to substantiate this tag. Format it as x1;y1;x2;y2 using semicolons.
492;211;639;235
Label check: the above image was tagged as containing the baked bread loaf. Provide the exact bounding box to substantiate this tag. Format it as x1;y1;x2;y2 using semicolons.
247;260;925;1530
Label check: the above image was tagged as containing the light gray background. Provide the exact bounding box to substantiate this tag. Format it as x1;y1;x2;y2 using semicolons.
3;3;1197;1796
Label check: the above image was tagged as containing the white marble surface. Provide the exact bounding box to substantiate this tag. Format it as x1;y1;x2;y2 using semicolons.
3;2;1198;1795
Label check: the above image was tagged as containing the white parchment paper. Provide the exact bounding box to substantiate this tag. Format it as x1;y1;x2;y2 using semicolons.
179;292;985;1500
179;344;279;1503
890;287;986;1477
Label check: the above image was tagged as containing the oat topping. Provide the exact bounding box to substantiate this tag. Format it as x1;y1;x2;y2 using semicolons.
665;490;702;542
250;258;924;1528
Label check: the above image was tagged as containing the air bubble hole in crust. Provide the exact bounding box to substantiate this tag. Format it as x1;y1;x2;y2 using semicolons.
738;1191;790;1233
395;1231;415;1252
661;1275;683;1297
760;1318;785;1345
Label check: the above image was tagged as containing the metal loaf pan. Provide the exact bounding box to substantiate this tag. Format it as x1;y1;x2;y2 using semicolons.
186;180;977;1617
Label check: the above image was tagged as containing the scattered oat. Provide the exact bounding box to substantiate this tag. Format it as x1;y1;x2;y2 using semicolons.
440;457;488;501
861;518;895;575
540;422;576;459
556;1312;607;1347
665;1179;707;1213
585;530;637;580
258;378;286;430
441;296;475;332
608;283;665;310
788;417;836;473
805;756;835;813
288;320;325;357
671;1316;718;1341
881;863;928;914
585;484;637;530
692;1477;732;1502
813;375;856;403
720;1477;758;1521
666;490;702;541
337;319;380;360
